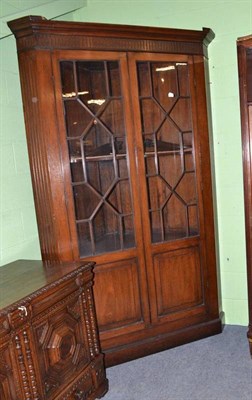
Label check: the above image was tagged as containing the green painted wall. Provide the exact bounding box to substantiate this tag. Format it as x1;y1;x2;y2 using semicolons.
0;1;86;265
0;0;251;325
0;32;41;264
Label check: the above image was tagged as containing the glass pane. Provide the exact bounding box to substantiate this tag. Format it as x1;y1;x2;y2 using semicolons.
143;134;155;153
145;155;156;176
61;61;75;97
65;100;93;138
183;132;194;171
170;98;192;132
76;61;107;113
140;99;164;133
177;63;190;97
86;160;115;194
107;61;121;96
108;180;132;214
183;131;193;147
83;125;112;158
163;195;187;239
60;59;135;256
137;60;199;243
184;151;194;172
176;173;197;204
137;62;151;97
159;153;183;188
147;176;171;210
123;215;135;238
118;158;128;178
77;223;92;255
100;99;125;135
68;140;84;182
73;184;100;220
188;205;199;235
93;205;121;253
149;211;162;243
151;62;177;111
156;118;180;150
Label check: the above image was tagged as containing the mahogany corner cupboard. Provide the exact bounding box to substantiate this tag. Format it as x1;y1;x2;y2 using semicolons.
237;34;252;356
8;16;222;366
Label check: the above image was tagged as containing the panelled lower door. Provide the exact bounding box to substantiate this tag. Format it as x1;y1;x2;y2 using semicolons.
52;51;150;343
128;53;209;326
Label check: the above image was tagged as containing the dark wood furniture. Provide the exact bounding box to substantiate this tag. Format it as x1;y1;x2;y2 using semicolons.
237;34;252;356
8;16;222;366
0;260;108;399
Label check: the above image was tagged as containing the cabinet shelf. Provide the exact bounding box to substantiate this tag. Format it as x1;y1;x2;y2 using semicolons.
78;228;199;257
70;146;193;163
151;228;199;243
79;231;136;256
70;154;127;163
145;147;192;157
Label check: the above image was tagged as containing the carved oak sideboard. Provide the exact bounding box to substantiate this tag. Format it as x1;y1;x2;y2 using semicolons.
0;260;108;399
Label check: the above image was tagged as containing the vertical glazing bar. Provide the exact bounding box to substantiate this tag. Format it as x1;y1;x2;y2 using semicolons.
89;220;96;255
160;205;165;241
119;215;124;249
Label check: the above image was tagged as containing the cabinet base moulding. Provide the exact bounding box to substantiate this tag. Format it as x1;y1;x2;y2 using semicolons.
103;316;223;366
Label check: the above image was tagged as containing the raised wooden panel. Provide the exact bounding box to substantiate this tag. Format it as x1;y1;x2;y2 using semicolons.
93;259;143;331
33;293;90;399
154;246;203;319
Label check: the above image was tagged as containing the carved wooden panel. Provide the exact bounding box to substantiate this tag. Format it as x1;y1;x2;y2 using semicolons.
33;293;93;398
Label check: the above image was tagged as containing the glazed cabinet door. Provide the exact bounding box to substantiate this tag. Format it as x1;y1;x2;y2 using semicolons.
128;53;217;327
52;51;150;346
